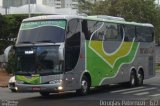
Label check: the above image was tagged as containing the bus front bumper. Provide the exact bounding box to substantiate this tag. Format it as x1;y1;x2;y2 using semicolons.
15;83;64;92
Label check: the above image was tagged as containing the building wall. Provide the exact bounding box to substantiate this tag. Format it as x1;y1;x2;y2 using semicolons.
2;0;36;8
0;0;2;7
42;0;63;8
42;0;78;9
65;0;78;9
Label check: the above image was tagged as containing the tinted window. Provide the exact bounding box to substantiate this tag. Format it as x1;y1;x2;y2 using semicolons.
82;20;90;40
17;20;66;44
136;26;154;42
89;21;103;40
105;23;122;41
82;20;122;41
16;46;62;74
65;19;81;71
124;25;135;41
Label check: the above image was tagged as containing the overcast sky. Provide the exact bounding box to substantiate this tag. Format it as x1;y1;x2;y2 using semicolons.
0;0;42;6
37;0;42;4
0;0;159;7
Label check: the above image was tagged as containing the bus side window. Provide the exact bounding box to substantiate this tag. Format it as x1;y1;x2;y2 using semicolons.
124;25;135;42
82;20;90;40
105;23;122;41
136;26;154;42
65;19;81;72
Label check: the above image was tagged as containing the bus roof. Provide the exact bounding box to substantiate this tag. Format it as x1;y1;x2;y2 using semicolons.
23;15;154;27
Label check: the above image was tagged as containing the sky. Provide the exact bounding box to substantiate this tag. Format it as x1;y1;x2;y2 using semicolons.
0;0;159;7
0;0;42;7
36;0;42;5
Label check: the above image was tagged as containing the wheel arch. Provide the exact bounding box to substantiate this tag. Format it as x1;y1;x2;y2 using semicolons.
129;67;137;76
81;71;92;87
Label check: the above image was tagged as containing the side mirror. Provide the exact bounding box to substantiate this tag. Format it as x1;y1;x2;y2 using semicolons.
12;45;16;50
66;26;70;34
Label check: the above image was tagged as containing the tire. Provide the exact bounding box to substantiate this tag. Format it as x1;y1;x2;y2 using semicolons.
129;72;137;87
39;92;50;97
76;76;90;96
137;73;144;86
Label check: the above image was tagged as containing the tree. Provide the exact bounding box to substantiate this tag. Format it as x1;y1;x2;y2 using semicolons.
0;14;28;55
78;0;94;15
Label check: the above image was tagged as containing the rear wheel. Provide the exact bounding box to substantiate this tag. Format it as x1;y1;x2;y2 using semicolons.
137;73;144;86
129;71;137;87
39;92;50;97
76;76;90;95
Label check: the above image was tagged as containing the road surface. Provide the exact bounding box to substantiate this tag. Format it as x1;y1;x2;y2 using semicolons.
1;73;160;106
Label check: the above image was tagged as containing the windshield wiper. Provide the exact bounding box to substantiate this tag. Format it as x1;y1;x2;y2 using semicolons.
37;40;55;43
19;41;34;44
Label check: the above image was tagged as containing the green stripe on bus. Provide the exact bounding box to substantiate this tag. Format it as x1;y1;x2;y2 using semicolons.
20;20;66;30
16;75;41;84
86;41;139;86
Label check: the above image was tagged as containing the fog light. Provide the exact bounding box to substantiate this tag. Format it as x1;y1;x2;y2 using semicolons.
58;86;63;90
15;87;18;91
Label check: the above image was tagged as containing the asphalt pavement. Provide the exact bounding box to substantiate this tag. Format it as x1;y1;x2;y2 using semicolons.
1;73;160;106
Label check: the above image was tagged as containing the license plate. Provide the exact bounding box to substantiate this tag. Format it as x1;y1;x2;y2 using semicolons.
32;87;41;91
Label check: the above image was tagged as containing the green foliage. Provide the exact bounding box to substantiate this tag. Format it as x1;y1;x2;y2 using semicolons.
78;0;160;44
0;14;28;40
0;14;28;57
0;40;14;54
0;14;44;40
5;47;17;74
0;14;44;73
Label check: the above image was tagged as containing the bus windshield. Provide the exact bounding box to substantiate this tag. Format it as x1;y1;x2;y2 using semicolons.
16;45;63;75
16;20;66;44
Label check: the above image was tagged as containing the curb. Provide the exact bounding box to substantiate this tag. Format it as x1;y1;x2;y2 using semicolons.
0;83;8;88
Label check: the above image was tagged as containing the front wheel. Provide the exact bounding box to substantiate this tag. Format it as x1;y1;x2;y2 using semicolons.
76;76;90;95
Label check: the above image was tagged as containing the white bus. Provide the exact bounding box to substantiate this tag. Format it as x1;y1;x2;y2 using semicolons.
15;15;155;96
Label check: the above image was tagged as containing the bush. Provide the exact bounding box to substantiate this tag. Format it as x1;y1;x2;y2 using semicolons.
5;46;17;74
0;40;15;54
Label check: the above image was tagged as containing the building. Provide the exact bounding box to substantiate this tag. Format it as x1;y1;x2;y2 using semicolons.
36;0;43;5
65;0;78;9
86;0;105;3
43;0;63;8
0;0;2;7
42;0;78;9
2;0;36;8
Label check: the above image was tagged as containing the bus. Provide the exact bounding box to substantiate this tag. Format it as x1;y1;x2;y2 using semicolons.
14;15;155;96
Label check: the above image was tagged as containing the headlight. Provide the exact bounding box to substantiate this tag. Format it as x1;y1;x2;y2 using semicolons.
49;80;62;84
58;86;63;90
